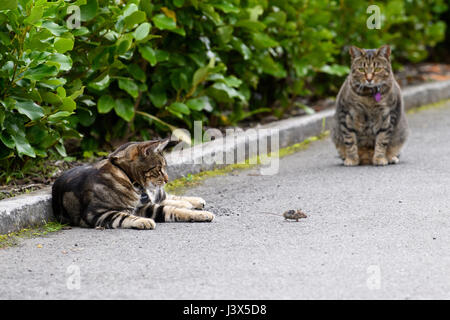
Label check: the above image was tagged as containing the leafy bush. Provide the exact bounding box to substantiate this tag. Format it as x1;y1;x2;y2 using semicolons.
0;0;447;176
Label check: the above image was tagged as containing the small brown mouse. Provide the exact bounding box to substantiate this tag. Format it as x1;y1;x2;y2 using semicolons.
258;209;307;221
282;209;307;221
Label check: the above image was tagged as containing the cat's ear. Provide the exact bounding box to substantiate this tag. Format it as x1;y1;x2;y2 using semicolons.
154;138;179;153
376;44;391;59
143;138;179;155
109;142;138;162
349;46;365;59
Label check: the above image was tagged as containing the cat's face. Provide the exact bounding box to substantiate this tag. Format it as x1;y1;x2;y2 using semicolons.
109;139;176;188
349;45;392;89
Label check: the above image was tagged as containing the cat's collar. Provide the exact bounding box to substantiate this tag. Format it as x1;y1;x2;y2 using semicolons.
374;88;382;102
352;82;386;100
133;182;150;203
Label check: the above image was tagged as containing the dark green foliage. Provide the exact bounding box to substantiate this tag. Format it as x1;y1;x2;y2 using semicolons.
0;0;447;175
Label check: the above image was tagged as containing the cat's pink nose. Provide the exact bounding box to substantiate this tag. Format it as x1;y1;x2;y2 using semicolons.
366;73;373;81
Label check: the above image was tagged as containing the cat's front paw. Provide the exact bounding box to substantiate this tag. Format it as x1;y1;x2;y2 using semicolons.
132;217;156;230
388;156;399;164
188;197;206;209
373;156;388;166
195;211;214;222
344;157;360;166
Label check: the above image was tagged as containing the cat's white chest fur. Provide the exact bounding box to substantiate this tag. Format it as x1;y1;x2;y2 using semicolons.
146;186;165;204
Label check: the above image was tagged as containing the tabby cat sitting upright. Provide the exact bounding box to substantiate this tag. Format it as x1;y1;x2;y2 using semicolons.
52;139;214;230
331;45;409;166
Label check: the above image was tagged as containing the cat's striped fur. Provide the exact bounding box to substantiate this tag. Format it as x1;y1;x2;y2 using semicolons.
332;45;409;166
52;139;214;230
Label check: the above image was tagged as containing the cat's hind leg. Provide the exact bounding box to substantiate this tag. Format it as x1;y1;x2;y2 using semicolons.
160;199;194;209
145;204;214;222
166;194;206;209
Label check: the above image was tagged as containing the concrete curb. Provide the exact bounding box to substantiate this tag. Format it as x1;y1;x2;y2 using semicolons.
1;80;450;234
0;188;52;234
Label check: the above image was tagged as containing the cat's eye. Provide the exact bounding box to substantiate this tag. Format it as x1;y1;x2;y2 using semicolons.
358;68;365;72
146;166;156;173
374;67;383;73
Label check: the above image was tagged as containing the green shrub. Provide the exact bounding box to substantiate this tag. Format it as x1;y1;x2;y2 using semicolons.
0;0;84;178
0;0;447;177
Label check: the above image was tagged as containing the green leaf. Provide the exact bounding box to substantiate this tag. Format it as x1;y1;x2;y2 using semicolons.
235;20;266;32
38;78;67;90
97;95;116;114
69;86;85;100
72;27;89;37
199;4;221;25
77;108;96;126
60;97;76;112
116;36;133;55
127;64;146;82
231;38;251;60
319;64;350;76
114;98;135;121
4;115;36;158
23;64;58;81
55;142;67;157
15;100;44;121
47;53;73;71
122;3;138;17
168;102;190;115
0;132;15;149
57;87;66;98
192;66;210;87
139;45;157;66
213;2;239;13
264;11;287;26
11;134;35;158
54;37;74;53
152;14;176;30
155;50;169;62
42;21;67;36
134;22;151;41
149;84;167;108
124;11;147;29
48;111;72;121
23;4;44;25
0;0;17;11
222;76;242;88
173;0;184;7
217;26;233;44
0;108;5;128
40;92;62;105
118;78;139;99
252;33;279;48
211;83;246;101
88;74;110;91
186;96;212;112
80;0;98;22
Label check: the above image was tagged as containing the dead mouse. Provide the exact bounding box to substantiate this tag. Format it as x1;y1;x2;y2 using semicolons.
257;209;307;221
282;209;307;221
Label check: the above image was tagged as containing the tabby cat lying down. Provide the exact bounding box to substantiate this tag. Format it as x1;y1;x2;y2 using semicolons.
52;139;214;229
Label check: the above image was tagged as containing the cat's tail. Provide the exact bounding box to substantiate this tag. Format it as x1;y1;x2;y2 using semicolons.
51;175;74;225
51;177;65;224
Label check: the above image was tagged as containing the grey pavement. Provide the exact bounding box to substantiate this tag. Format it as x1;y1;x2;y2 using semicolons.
1;101;450;299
